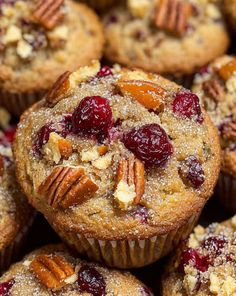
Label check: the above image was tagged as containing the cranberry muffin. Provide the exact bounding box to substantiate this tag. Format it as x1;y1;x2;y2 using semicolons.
0;122;33;272
14;61;220;268
0;0;104;116
0;244;153;295
103;0;229;76
162;216;236;295
224;0;236;33
78;0;116;12
192;55;236;212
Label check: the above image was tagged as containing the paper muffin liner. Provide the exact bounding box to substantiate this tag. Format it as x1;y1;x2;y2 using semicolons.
0;89;45;117
48;213;200;269
0;214;35;273
216;172;236;213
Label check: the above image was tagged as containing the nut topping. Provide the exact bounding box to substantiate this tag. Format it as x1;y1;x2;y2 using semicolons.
116;80;166;110
0;155;4;177
33;0;65;30
45;71;71;107
38;166;98;209
217;59;236;81
30;255;74;290
155;0;193;35
115;155;145;209
222;122;236;141
202;79;225;102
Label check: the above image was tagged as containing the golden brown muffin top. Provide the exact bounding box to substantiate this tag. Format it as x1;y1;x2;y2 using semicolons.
14;61;220;240
193;55;236;178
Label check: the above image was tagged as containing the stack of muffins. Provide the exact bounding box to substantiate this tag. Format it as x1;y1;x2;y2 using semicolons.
0;0;236;295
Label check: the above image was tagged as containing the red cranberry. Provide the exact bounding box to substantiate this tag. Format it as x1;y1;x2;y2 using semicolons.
202;236;227;256
3;126;16;144
123;124;173;167
96;66;113;78
198;65;210;75
131;205;149;224
0;279;15;296
172;91;203;124
179;248;210;273
140;286;153;295
72;96;113;139
59;114;73;137
78;265;106;296
183;156;205;188
32;123;56;156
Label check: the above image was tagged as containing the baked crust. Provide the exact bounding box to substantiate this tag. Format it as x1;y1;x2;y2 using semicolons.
13;65;221;241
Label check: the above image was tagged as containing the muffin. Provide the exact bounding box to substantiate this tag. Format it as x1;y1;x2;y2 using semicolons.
0;244;153;295
0;119;33;272
192;55;236;212
78;0;116;12
0;0;104;116
224;0;236;33
162;216;236;295
103;0;229;76
14;61;221;269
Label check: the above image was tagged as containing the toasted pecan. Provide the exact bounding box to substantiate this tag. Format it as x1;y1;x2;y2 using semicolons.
33;0;65;30
0;155;4;177
117;155;145;205
202;79;225;102
45;71;71;107
38;166;98;209
116;80;166;111
222;122;236;141
155;0;193;35
30;255;74;290
217;59;236;81
58;138;73;159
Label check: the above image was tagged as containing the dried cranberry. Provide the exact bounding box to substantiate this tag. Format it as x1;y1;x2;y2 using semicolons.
32;123;56;156
140;286;153;295
179;248;210;273
96;66;113;78
172;91;203;124
59;114;73;137
0;279;15;296
123;124;173;167
3;126;16;144
72;96;113;139
202;236;227;256
198;65;210;76
131;205;149;224
78;265;106;296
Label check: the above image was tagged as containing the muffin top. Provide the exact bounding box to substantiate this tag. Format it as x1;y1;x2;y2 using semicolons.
162;216;236;296
192;55;236;178
0;0;104;93
0;114;32;250
103;0;229;75
14;61;220;240
0;244;152;295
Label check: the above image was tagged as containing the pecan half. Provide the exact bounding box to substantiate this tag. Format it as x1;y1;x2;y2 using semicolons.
30;255;74;290
45;71;71;107
116;80;166;111
117;155;145;205
155;0;193;35
38;166;98;209
222;122;236;141
217;59;236;81
33;0;65;30
0;155;4;177
202;79;225;102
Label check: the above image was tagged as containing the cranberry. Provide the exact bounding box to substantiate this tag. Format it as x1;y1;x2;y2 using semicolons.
172;91;203;124
202;236;227;256
78;265;106;296
182;156;205;189
59;114;73;137
96;66;113;78
198;65;210;76
140;286;153;295
72;96;113;139
131;205;149;224
123;124;173;167
3;126;16;144
32;123;56;156
179;248;210;273
0;279;15;296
